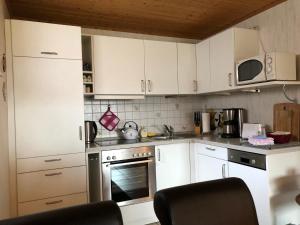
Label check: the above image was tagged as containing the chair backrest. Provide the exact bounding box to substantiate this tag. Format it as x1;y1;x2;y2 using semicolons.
154;178;259;225
0;201;123;225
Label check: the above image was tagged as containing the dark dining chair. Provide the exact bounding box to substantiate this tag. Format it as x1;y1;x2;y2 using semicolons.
296;194;300;205
154;178;259;225
0;201;123;225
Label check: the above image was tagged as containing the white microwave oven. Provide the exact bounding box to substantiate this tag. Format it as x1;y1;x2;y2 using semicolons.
236;52;296;85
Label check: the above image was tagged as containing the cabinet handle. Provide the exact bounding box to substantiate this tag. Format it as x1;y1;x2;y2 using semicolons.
2;53;6;72
141;80;145;92
222;164;226;178
45;172;62;177
41;51;58;55
45;200;63;205
228;73;232;87
2;80;6;102
157;148;161;162
44;158;62;163
193;80;197;92
205;147;216;151
79;126;83;140
147;80;152;92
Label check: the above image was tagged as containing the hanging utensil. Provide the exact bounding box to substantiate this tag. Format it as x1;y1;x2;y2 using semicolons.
99;104;120;131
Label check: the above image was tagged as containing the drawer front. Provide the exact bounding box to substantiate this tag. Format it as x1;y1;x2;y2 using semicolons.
17;153;86;173
11;20;81;59
18;193;87;216
18;166;87;202
195;143;228;160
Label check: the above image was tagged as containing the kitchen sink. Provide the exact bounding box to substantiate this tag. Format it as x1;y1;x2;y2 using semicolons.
152;136;186;140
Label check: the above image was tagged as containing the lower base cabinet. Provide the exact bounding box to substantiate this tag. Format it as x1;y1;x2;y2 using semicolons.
155;143;191;191
18;193;87;216
16;153;87;216
192;143;228;182
195;154;228;182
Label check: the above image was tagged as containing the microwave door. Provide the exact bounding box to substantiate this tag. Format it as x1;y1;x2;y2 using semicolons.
237;59;266;85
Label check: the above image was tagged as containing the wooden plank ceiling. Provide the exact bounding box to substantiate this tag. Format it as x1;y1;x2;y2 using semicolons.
6;0;286;39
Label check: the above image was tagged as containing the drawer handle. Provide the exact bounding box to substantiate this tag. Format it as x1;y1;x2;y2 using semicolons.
205;147;216;151
45;200;63;205
45;172;62;177
41;51;58;55
222;164;226;178
44;158;62;163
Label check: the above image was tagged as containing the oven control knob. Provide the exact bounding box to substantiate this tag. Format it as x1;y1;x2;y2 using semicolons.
148;152;152;156
143;153;147;156
251;159;256;164
112;156;116;160
138;153;142;157
106;156;111;161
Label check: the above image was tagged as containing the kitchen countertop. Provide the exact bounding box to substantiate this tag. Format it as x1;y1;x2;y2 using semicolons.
86;134;300;155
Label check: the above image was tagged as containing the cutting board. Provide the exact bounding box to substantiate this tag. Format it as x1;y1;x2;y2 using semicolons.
273;103;300;141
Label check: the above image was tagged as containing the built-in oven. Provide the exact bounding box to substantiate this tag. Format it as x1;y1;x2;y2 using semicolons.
100;146;156;206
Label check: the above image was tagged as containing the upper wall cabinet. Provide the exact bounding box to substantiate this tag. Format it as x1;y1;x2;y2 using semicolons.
196;39;210;93
145;40;178;95
177;43;197;94
93;36;145;96
10;20;82;59
207;28;259;92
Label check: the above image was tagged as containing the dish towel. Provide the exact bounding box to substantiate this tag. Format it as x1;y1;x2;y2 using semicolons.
248;135;274;146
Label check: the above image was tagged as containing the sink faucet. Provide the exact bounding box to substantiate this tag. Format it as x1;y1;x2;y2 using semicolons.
164;125;174;137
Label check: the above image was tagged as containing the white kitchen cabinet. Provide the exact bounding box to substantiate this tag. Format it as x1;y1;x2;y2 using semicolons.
210;29;235;91
177;43;197;94
155;143;190;191
195;154;228;182
11;20;81;59
200;27;259;92
18;166;87;202
196;39;210;93
18;193;87;216
145;40;178;95
13;57;85;158
193;143;228;182
93;35;145;96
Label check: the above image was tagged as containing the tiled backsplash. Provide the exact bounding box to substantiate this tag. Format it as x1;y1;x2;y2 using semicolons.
84;96;202;138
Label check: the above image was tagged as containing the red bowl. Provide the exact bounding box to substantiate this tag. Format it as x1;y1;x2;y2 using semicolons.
267;132;291;144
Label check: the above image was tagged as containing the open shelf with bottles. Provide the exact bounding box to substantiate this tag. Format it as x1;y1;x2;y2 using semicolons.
82;35;94;96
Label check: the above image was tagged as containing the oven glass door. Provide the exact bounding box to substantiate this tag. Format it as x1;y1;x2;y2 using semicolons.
102;158;156;206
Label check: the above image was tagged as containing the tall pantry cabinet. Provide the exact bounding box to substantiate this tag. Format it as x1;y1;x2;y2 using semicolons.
6;20;87;216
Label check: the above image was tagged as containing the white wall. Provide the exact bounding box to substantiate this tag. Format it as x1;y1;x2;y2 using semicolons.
201;0;300;130
0;0;10;219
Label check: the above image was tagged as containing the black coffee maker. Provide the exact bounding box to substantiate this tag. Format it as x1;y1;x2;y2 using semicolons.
222;108;245;138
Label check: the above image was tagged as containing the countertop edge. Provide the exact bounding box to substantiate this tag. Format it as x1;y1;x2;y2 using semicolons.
86;137;300;155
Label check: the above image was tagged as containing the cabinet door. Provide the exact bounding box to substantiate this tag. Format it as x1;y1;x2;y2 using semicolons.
210;29;235;92
145;40;178;95
177;43;197;94
196;39;211;93
156;143;190;190
195;154;228;182
11;20;81;59
13;57;85;158
93;36;145;95
228;162;271;225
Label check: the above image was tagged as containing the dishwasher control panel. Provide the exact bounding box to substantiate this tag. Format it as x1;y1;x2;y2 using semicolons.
228;149;266;170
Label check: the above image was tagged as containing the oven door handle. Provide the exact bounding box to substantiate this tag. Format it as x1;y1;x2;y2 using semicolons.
108;159;154;168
